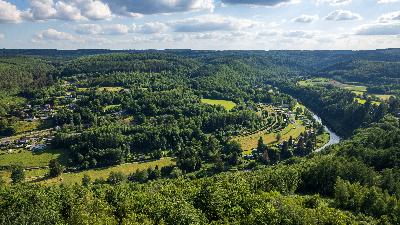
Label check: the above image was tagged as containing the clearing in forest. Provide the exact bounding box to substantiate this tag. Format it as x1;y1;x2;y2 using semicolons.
38;157;175;185
201;98;237;111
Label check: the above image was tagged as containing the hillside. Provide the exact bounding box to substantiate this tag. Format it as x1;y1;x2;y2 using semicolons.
0;50;399;224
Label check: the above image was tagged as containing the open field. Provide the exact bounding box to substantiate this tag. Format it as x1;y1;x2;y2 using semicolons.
354;98;381;105
12;121;41;134
38;157;175;185
201;98;237;111
0;148;67;168
298;78;330;87
375;94;394;101
97;86;124;93
103;104;121;112
299;78;396;104
299;78;368;92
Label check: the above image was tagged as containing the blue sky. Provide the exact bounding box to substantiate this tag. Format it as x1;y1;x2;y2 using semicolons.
0;0;399;50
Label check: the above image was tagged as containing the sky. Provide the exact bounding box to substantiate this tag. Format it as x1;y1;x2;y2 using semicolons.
0;0;399;50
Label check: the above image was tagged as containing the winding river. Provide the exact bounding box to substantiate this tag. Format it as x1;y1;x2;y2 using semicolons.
311;113;342;152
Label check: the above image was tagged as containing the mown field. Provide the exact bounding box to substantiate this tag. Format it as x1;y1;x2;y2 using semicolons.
0;148;66;168
201;98;237;111
39;157;175;185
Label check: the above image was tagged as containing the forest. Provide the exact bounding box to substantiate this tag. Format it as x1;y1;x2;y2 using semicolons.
0;49;399;224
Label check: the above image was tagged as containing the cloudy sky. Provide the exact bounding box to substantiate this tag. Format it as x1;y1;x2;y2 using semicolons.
0;0;399;50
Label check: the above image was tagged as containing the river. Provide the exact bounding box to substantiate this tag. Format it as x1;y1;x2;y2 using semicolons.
311;113;342;152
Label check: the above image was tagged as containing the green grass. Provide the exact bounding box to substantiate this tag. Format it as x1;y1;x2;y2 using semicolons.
316;132;330;148
374;94;393;101
342;84;367;92
103;104;121;112
97;87;124;93
12;121;40;134
355;98;367;104
39;157;175;185
299;78;368;93
354;98;380;105
298;78;330;87
351;91;364;96
0;148;68;168
201;98;237;111
236;118;306;152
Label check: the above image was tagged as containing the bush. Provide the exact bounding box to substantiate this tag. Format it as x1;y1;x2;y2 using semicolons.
11;165;25;184
107;171;126;185
49;159;64;178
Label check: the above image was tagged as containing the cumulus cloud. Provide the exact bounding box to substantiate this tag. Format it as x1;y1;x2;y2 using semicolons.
292;14;319;23
317;0;352;6
35;28;77;41
103;0;214;16
75;23;130;35
325;10;362;21
221;0;299;6
25;0;112;21
0;0;22;23
355;22;400;35
0;33;4;39
169;15;258;32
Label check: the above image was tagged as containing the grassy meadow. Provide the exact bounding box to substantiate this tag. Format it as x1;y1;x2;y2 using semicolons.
201;98;237;111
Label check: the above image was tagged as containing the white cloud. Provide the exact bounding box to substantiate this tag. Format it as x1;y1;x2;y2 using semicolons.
283;30;317;38
356;22;400;35
258;30;279;36
35;28;77;41
26;0;57;21
317;0;352;6
377;0;400;3
103;0;214;16
221;0;299;7
378;11;400;23
75;23;130;35
136;22;169;34
169;15;258;32
292;14;319;23
25;0;112;21
0;0;22;23
0;33;4;39
325;10;362;21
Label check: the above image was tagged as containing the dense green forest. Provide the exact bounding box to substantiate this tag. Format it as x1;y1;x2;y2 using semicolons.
0;49;399;224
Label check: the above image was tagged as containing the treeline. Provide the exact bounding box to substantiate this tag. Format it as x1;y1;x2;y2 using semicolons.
59;53;199;77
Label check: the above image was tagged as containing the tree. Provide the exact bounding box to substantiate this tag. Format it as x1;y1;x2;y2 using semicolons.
49;159;64;178
281;141;292;159
11;165;25;184
170;167;183;178
130;169;148;183
276;133;282;141
288;136;293;147
148;166;161;180
82;174;91;186
257;137;267;153
107;171;126;184
261;149;270;165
